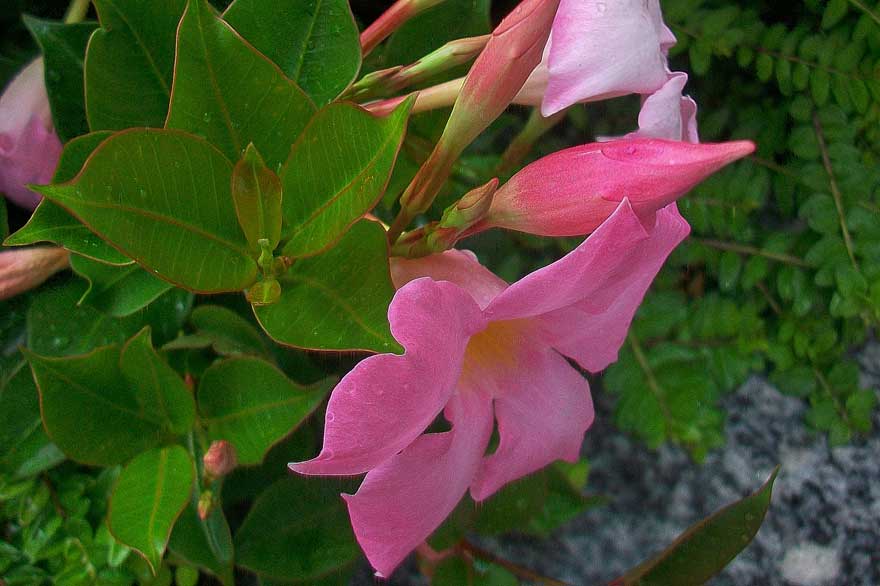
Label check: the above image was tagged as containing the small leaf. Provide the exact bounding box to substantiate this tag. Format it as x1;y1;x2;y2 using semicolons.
70;254;174;317
165;304;269;357
120;327;196;435
25;345;167;465
198;357;331;465
280;99;413;258
108;446;194;574
255;220;400;353
612;468;778;586
167;0;316;168
86;0;186;130
35;129;258;293
3;132;131;265
234;475;359;581
223;0;361;105
232;144;282;252
23;16;97;141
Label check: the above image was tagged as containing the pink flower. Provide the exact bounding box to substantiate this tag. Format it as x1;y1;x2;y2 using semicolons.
516;0;676;115
291;199;690;577
0;58;62;210
0;246;69;300
628;72;699;143
475;137;754;237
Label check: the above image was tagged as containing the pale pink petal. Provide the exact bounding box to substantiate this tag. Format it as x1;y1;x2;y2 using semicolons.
390;249;507;309
534;203;690;371
628;72;700;144
542;0;670;115
0;246;69;300
290;279;486;475
470;341;593;501
343;390;494;578
0;59;52;137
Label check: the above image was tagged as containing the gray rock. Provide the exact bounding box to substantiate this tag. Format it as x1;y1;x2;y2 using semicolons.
352;345;880;585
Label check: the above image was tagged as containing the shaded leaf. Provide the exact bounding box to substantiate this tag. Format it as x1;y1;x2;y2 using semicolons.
163;304;268;357
233;144;282;252
70;254;173;317
169;489;234;584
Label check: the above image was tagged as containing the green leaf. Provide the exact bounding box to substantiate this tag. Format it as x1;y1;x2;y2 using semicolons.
234;475;359;582
165;304;269;357
255;220;400;353
233;144;282;252
85;0;186;130
822;0;849;29
223;0;361;105
120;327;196;435
108;445;194;573
24;345;167;465
612;468;778;586
197;357;330;465
23;16;97;142
35;129;258;293
280;99;413;258
0;363;64;478
70;254;174;317
166;0;316;168
168;494;234;584
4;132;132;265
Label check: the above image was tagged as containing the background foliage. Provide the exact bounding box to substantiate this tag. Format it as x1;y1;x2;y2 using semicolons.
0;0;876;584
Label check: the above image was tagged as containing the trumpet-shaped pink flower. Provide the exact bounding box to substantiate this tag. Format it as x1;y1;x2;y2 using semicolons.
0;58;62;210
516;0;676;115
476;137;753;237
291;199;690;577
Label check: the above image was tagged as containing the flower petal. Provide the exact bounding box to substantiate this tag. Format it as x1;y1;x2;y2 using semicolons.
542;0;671;115
391;249;507;309
343;390;494;578
535;203;690;371
291;278;485;475
470;342;592;501
630;72;699;143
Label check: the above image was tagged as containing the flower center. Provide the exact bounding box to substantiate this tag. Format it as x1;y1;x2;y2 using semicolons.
458;319;532;393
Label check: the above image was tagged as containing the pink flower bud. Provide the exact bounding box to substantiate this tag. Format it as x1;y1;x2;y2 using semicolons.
478;138;755;237
203;440;238;479
0;247;69;300
0;58;62;211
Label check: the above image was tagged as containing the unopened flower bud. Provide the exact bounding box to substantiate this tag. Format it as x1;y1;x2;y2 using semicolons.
477;138;755;237
0;247;69;300
203;440;238;479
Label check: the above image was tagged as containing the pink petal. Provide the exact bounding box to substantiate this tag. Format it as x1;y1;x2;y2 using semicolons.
390;249;507;309
290;278;486;476
485;200;689;371
344;389;494;578
470;341;593;501
542;0;671;115
630;72;700;143
537;203;690;371
0;116;61;210
0;246;69;300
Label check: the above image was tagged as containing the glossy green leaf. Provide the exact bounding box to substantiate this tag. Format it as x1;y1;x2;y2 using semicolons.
233;144;282;251
4;131;131;265
24;345;167;465
167;304;269;357
85;0;185;130
23;17;97;142
281;99;413;258
70;254;173;317
120;327;196;435
35;129;258;293
166;0;316;168
234;475;359;582
255;220;400;353
223;0;361;105
0;363;64;478
612;468;778;586
169;496;234;584
198;357;330;465
108;445;194;573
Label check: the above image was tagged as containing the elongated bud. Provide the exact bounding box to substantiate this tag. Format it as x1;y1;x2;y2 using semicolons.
393;35;490;94
438;178;498;231
394;0;560;232
477;138;755;237
0;246;69;300
203;440;238;480
361;0;448;56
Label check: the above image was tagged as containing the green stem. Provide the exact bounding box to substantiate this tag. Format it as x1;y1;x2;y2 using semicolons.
847;0;880;26
813;367;852;428
496;107;569;175
459;540;571;586
691;237;812;268
64;0;90;24
627;333;675;435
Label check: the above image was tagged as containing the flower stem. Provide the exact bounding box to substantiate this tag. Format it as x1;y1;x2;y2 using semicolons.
459;540;572;586
360;0;448;57
690;237;811;268
64;0;90;24
497;107;569;175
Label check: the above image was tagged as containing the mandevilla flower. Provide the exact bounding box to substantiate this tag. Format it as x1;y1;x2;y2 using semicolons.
0;58;62;210
473;137;754;238
291;200;690;577
517;0;676;115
